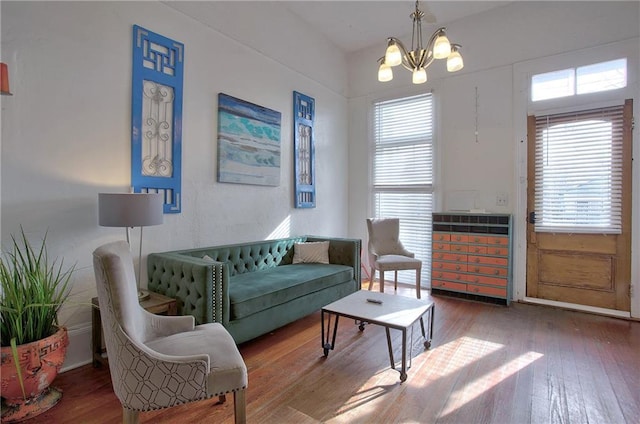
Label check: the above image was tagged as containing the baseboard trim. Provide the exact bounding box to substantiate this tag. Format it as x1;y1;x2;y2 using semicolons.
522;296;631;319
60;322;93;373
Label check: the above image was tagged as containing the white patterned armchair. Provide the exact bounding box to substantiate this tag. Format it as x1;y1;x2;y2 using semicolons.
93;241;247;424
366;218;422;298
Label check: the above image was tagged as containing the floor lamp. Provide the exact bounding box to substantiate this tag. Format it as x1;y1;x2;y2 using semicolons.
98;192;164;301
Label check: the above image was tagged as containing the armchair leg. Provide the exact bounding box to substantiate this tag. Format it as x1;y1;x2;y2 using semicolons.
218;394;226;404
380;271;385;293
394;270;398;291
234;389;247;424
416;268;422;299
123;408;139;424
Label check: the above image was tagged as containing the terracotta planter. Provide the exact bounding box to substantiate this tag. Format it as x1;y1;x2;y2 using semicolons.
0;327;69;422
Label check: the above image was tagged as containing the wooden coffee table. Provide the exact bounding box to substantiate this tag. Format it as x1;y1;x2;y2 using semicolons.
321;290;435;382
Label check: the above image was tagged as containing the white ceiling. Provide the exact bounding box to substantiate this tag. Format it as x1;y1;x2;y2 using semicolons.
283;1;510;53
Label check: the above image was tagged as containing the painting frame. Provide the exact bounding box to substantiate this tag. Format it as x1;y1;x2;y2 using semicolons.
217;93;282;186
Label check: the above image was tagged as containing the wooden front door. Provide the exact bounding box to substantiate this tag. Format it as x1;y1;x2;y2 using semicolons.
526;100;632;311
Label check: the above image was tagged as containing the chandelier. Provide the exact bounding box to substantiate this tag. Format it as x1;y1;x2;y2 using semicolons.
378;1;464;84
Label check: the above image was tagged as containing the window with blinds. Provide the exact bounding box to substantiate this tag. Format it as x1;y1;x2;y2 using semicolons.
533;104;624;233
373;93;434;283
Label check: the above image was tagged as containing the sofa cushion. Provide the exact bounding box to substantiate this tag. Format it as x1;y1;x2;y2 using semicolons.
292;241;329;264
229;264;353;320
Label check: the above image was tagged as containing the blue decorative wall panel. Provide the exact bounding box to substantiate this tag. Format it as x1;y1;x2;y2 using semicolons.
293;91;316;208
131;25;183;213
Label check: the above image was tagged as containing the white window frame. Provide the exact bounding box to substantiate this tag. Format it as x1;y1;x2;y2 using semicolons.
531;58;627;102
370;92;435;285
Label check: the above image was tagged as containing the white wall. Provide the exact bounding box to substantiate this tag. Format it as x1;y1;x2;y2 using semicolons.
1;1;349;369
347;2;640;316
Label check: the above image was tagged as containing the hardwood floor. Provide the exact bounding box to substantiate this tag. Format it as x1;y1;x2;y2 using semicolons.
22;284;640;423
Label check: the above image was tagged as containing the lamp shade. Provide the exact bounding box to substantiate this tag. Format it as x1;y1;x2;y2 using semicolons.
447;45;464;72
98;193;164;228
433;33;451;59
447;50;464;72
385;43;402;67
378;62;393;82
412;68;427;84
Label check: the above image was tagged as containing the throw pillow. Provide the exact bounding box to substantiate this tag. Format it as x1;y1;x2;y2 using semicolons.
292;241;330;264
202;254;215;262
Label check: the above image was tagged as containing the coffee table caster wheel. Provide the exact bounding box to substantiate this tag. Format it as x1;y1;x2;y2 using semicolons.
358;322;365;331
424;340;431;349
400;372;407;382
323;343;332;357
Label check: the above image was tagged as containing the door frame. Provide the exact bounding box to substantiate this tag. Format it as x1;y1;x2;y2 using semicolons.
512;38;639;319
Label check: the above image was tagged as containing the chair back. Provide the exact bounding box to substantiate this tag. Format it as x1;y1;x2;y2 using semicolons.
367;218;403;258
93;241;147;345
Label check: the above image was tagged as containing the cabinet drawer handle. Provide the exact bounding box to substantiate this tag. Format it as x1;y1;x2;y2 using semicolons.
474;267;480;273
455;246;461;251
456;275;462;280
474;258;480;263
456;256;462;261
494;270;500;275
456;265;461;271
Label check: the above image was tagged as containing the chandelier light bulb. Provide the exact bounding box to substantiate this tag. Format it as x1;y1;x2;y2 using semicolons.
378;62;393;82
412;67;427;84
385;42;403;67
447;48;464;72
433;33;451;59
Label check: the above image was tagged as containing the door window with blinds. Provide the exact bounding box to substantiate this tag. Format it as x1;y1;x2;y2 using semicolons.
533;104;624;233
372;93;434;283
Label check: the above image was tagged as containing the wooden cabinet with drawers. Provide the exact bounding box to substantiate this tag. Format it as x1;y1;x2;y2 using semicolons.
431;213;512;305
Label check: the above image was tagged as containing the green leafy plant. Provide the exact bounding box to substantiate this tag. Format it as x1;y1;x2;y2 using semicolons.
0;228;74;402
0;228;74;347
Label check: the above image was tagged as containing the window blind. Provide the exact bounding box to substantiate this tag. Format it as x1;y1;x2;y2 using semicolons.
373;94;434;283
533;104;624;234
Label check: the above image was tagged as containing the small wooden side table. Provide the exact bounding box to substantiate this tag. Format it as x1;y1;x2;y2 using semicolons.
92;291;178;367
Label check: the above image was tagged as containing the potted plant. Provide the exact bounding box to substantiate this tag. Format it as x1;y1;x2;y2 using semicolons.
0;229;74;422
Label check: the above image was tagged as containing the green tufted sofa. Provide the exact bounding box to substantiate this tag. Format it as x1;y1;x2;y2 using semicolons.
147;236;361;344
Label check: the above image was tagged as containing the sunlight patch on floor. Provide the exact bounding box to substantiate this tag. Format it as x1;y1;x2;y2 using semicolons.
325;366;402;423
409;336;505;387
439;350;544;417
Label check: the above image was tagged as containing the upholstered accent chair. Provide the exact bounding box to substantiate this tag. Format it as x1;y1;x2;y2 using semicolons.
93;241;248;424
366;218;423;298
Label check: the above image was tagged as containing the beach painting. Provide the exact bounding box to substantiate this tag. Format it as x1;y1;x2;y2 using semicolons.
217;93;282;186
